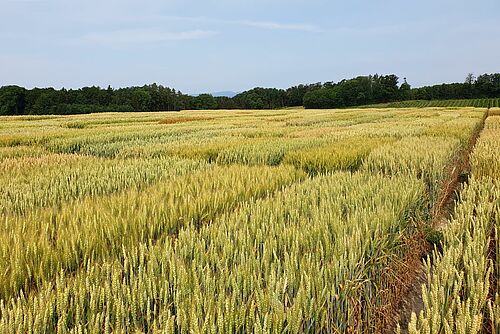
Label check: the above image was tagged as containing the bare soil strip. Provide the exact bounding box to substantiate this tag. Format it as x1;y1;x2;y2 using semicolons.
373;230;429;333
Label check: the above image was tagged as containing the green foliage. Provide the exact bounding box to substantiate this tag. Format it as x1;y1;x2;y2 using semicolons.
0;86;25;115
424;227;443;247
233;87;287;109
303;74;403;108
192;93;218;109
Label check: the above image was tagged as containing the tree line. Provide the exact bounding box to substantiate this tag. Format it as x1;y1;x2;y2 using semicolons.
1;73;499;115
0;84;191;115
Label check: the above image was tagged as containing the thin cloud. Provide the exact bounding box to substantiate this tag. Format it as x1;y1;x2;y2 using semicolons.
233;20;323;33
81;29;217;46
330;24;408;36
160;15;323;33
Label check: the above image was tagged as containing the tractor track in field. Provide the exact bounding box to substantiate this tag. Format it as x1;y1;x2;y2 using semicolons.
387;111;488;334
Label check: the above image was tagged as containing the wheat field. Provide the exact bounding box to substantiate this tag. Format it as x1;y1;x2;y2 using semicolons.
0;107;498;333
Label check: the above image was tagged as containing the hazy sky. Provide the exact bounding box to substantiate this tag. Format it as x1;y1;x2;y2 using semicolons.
1;0;499;94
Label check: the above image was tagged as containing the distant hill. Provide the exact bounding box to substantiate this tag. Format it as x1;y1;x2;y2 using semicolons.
190;91;238;98
212;91;239;98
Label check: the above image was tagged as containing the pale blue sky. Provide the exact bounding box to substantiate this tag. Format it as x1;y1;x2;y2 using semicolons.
1;0;499;94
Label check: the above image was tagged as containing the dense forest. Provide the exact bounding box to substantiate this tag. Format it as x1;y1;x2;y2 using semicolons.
1;73;499;115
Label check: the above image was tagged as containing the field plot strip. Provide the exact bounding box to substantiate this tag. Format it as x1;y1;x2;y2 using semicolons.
0;156;207;216
0;165;303;302
400;116;500;333
359;99;500;109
